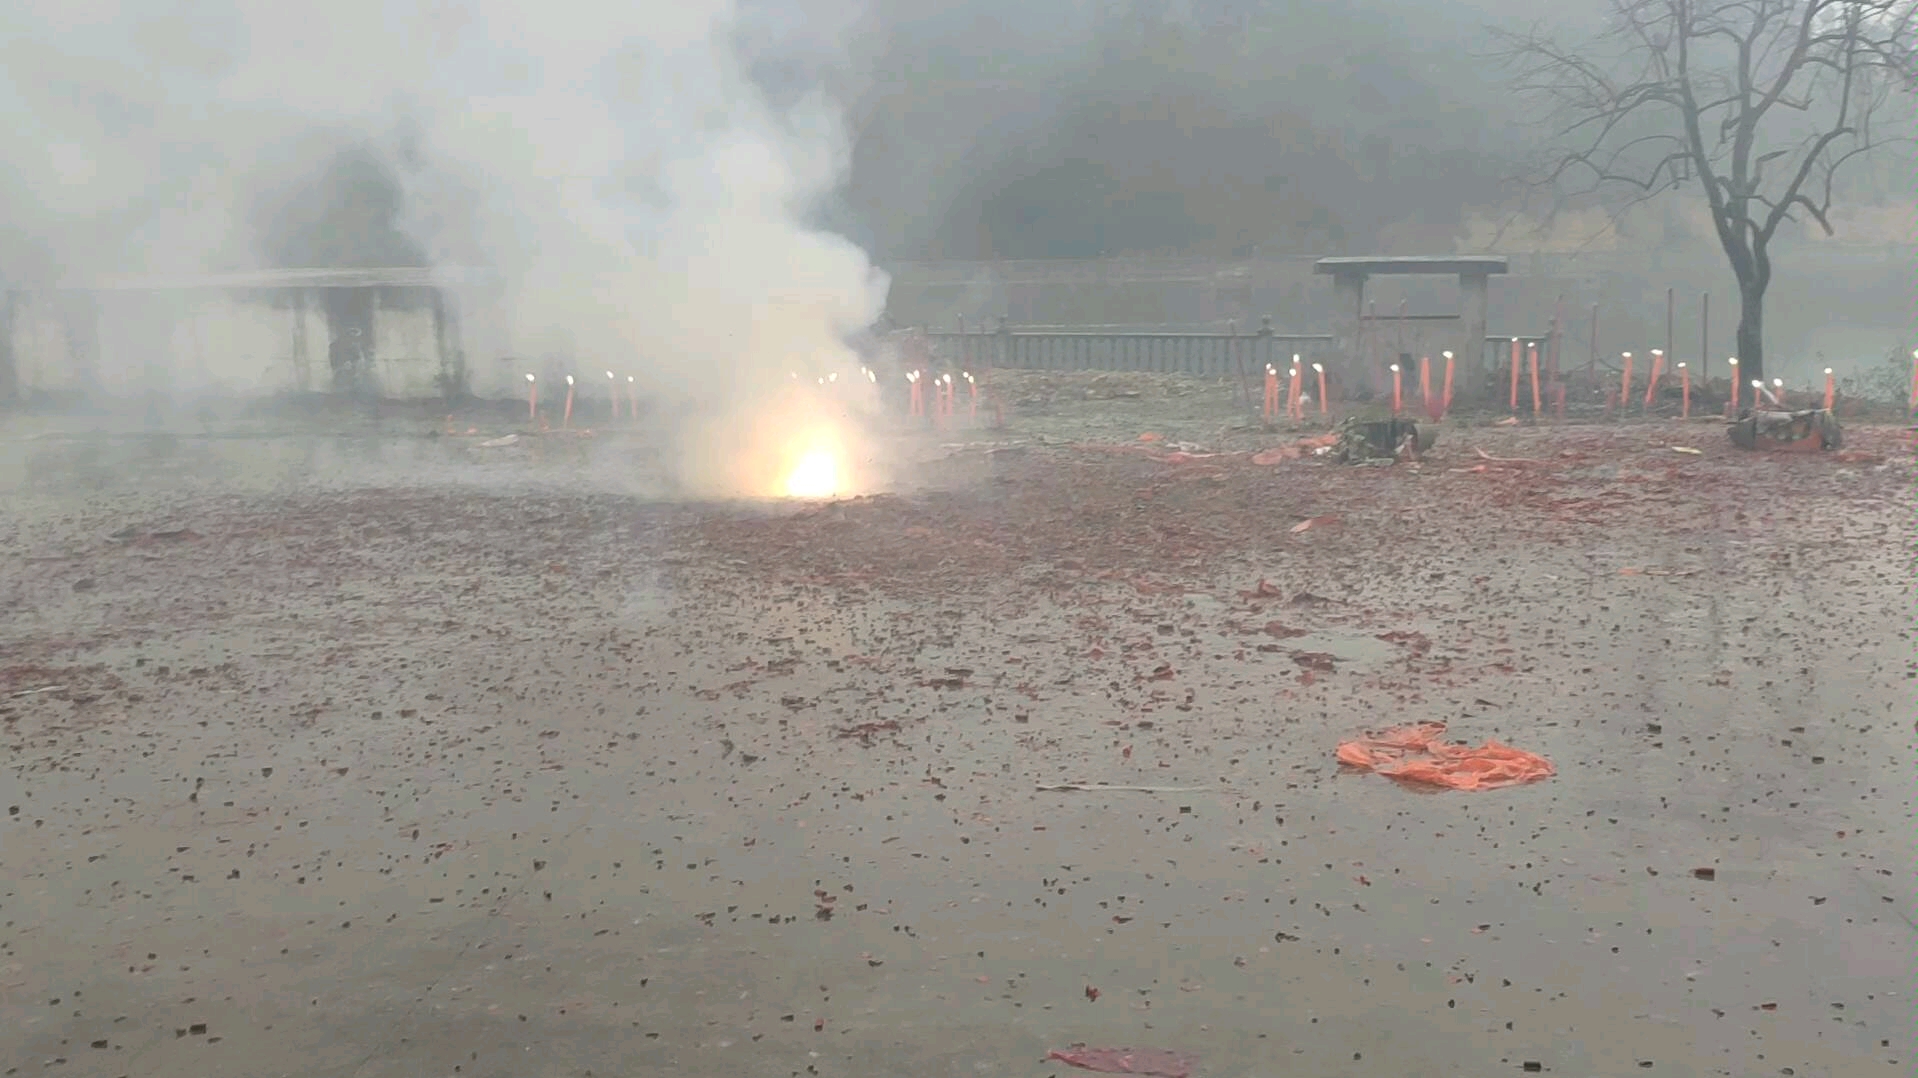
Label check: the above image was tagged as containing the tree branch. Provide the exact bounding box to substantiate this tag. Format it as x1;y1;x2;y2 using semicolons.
1496;0;1917;359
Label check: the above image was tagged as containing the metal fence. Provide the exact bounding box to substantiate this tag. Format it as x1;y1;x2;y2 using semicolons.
914;318;1555;383
924;319;1332;379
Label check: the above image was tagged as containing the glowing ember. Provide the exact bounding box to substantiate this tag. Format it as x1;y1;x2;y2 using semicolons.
782;447;843;499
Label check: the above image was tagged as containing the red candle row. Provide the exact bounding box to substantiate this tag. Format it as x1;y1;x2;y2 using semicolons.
520;372;640;429
906;370;978;423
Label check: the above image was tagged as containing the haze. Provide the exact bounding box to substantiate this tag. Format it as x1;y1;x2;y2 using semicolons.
0;0;1911;439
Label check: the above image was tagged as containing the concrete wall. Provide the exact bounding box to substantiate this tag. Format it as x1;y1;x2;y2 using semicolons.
3;288;483;400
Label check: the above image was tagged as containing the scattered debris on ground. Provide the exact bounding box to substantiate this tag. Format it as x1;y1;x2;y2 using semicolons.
1045;1046;1197;1078
1728;408;1843;451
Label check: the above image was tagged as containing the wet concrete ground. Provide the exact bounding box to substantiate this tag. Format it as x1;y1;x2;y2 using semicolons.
1;408;1912;1078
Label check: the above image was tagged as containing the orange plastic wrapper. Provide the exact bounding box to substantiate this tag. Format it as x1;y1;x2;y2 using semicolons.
1336;722;1553;790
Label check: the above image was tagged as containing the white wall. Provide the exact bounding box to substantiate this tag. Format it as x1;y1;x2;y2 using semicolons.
7;289;456;398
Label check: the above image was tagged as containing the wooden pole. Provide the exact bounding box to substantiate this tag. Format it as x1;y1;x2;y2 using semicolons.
1230;320;1256;414
1665;287;1675;365
1699;293;1709;381
1549;294;1563;382
1588;303;1599;374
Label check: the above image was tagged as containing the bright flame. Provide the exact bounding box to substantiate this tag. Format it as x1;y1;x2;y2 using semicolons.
782;447;843;499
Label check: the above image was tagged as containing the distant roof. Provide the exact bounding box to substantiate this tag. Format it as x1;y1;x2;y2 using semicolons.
53;267;498;291
1314;256;1508;276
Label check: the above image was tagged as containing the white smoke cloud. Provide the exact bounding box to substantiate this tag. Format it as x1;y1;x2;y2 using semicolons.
1;0;890;496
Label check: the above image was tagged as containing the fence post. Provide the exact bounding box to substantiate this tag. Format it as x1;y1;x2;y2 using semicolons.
1257;318;1276;411
1229;319;1252;408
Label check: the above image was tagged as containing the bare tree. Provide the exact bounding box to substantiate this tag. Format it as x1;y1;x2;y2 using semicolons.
1499;0;1916;385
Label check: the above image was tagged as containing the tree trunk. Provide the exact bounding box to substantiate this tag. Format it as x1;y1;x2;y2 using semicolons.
1735;279;1765;388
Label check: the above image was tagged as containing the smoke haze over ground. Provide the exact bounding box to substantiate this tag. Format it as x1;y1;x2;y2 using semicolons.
1;1;890;495
0;1;1909;424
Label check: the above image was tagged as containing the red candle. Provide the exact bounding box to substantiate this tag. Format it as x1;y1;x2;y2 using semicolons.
525;373;537;423
1620;353;1634;415
1909;350;1918;413
1528;344;1541;416
1390;363;1402;415
1313;363;1329;417
562;375;575;429
1728;358;1740;411
1771;378;1785;407
1643;350;1663;410
1508;338;1521;412
1263;365;1278;419
1287;365;1303;419
1419;356;1432;416
1441;352;1455;416
1823;367;1834;411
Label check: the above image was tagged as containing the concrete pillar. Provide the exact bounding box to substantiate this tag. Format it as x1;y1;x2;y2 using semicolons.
1332;271;1365;371
59;293;100;399
1459;271;1490;399
0;292;16;406
291;290;311;393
